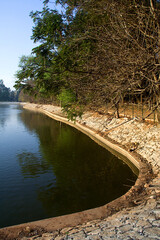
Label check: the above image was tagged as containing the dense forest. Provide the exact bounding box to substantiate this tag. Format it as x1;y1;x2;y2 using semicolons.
15;0;160;118
0;80;19;102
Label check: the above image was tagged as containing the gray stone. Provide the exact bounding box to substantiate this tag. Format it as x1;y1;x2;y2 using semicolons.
136;219;152;229
117;224;132;233
68;231;86;240
84;226;100;233
87;229;101;236
85;235;102;240
152;220;160;227
67;228;80;235
125;231;145;240
100;236;115;240
143;227;160;238
60;227;73;234
100;228;116;238
54;236;65;240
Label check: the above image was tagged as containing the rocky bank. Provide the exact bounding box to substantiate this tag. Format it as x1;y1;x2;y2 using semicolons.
0;103;160;240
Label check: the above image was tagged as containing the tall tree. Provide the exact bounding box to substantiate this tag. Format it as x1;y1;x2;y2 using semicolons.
0;80;19;101
15;0;160;116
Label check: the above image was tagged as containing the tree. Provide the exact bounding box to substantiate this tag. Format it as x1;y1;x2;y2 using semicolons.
0;80;19;101
15;0;160;117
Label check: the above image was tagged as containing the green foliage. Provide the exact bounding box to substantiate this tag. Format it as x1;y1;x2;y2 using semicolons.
15;0;160;117
58;88;76;107
58;88;83;121
30;7;65;50
64;105;83;122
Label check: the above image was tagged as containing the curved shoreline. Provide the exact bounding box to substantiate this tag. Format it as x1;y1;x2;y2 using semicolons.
0;103;157;239
35;105;140;169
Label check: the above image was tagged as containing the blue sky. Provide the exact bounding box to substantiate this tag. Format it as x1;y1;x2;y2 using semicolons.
0;0;58;90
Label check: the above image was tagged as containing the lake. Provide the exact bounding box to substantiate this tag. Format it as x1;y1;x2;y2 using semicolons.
0;103;137;228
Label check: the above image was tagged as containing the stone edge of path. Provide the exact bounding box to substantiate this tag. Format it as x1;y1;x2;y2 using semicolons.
0;103;155;240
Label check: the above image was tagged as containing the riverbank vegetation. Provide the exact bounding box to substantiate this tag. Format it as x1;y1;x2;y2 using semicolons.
14;0;160;118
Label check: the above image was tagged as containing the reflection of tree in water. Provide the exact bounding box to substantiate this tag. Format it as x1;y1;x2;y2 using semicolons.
0;104;11;129
0;104;22;129
37;127;136;217
18;152;50;178
0;118;6;129
18;109;137;217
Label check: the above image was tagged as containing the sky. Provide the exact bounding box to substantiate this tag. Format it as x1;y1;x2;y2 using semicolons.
0;0;58;90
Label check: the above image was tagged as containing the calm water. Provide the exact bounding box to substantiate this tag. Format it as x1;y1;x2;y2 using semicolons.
0;103;137;228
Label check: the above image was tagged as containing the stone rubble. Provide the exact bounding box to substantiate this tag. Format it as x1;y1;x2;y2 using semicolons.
20;104;160;240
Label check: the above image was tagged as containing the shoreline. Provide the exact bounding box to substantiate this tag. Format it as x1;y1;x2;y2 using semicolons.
0;103;159;239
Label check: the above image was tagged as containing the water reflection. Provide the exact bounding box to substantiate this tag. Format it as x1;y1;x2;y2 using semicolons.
18;152;50;178
17;109;137;217
0;103;21;130
0;103;12;129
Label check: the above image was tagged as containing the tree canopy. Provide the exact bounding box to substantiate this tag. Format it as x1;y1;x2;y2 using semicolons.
15;0;160;116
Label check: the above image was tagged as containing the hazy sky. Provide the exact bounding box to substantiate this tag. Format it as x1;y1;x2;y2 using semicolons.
0;0;58;90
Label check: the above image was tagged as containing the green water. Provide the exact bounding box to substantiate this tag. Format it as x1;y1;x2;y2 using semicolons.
0;103;137;228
